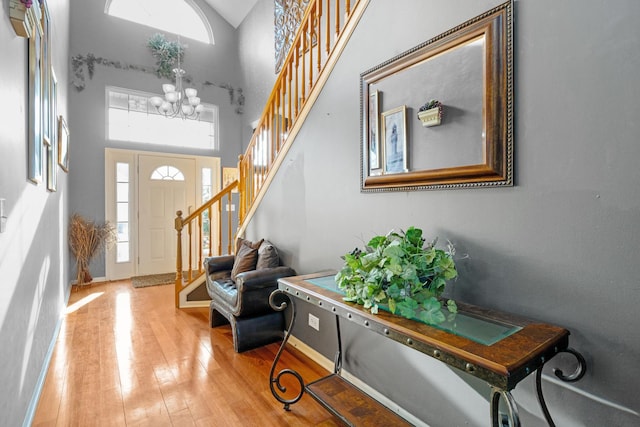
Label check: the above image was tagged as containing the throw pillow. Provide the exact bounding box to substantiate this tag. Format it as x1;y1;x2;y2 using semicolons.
256;240;280;269
236;237;263;252
230;238;264;281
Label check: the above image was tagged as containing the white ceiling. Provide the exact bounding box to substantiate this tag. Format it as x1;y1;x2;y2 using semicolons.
202;0;260;28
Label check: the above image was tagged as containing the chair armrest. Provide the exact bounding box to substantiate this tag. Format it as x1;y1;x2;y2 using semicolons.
204;255;235;274
235;266;296;292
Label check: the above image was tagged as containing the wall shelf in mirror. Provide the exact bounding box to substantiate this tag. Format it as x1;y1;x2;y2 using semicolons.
360;1;514;191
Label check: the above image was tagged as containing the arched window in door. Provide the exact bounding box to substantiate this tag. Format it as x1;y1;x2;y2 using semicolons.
150;165;185;181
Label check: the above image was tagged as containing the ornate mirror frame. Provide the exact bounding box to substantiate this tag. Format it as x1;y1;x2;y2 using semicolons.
360;1;513;192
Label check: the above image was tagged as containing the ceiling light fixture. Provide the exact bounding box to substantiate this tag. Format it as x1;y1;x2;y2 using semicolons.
149;44;203;120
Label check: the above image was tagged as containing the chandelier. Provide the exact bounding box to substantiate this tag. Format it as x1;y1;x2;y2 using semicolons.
149;57;203;120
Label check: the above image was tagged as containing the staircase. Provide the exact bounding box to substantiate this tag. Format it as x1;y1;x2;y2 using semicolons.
174;0;370;307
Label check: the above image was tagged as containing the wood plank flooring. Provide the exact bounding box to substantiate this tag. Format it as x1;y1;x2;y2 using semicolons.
32;280;340;426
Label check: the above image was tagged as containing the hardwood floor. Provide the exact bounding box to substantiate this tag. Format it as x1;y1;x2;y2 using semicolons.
32;280;340;426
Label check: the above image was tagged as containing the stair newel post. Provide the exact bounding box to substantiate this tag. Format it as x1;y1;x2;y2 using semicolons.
174;210;184;307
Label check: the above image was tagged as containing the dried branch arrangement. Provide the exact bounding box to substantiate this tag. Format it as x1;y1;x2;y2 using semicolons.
69;213;116;286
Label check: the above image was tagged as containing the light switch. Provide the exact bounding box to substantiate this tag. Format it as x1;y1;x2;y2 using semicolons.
0;199;6;233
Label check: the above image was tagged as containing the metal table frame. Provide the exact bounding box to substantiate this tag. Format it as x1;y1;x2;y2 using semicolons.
269;272;586;426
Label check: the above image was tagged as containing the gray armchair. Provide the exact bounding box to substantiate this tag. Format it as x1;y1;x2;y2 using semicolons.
204;239;295;352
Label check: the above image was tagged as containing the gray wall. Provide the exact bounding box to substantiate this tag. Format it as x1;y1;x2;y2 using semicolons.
241;0;640;425
0;1;70;425
68;0;244;277
238;0;278;148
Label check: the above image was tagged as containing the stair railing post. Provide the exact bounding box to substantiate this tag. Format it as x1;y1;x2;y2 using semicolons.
174;210;184;307
238;154;245;222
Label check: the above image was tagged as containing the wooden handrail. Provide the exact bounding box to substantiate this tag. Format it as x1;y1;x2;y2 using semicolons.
174;180;238;307
239;0;368;231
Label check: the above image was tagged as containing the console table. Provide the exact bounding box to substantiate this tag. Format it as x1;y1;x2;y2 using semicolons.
269;272;586;426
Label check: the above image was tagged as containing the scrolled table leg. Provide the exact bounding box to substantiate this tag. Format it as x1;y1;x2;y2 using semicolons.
490;388;521;427
536;347;587;426
553;347;587;382
268;289;305;410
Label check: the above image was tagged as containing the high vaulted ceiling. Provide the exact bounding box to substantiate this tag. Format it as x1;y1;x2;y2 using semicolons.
203;0;260;28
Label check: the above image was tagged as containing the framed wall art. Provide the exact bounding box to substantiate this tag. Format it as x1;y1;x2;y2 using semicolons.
368;90;381;173
28;9;44;183
41;0;51;147
58;116;69;172
46;139;57;191
381;105;408;174
360;1;513;191
47;69;58;191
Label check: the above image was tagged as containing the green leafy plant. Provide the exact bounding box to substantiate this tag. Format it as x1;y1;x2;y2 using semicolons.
335;227;458;324
147;33;185;79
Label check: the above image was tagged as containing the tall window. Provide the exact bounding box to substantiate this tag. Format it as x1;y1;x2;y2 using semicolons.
105;0;213;44
116;162;130;263
107;88;219;151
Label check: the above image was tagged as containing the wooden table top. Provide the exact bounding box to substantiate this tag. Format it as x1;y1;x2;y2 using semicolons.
278;272;570;390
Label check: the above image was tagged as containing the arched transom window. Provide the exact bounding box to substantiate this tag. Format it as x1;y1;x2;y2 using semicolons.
105;0;213;44
151;166;185;181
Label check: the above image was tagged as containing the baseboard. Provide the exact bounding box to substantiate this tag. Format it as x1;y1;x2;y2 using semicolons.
22;306;67;427
70;275;107;286
287;335;430;427
288;335;335;371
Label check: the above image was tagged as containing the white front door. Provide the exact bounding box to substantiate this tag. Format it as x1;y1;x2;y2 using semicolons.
137;155;196;276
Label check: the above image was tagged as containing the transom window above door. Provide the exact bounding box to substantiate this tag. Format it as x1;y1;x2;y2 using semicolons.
105;0;213;44
107;87;219;151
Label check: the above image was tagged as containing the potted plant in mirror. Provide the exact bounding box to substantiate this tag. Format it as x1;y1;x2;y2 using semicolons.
417;99;443;127
335;226;458;324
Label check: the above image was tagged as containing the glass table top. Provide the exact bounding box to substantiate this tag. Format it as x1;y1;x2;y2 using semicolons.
306;275;522;346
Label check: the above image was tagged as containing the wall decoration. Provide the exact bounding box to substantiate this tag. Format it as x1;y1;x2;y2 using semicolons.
28;8;43;183
46;139;57;192
417;99;443;127
360;0;513;191
9;0;38;37
58;116;69;172
274;0;310;73
381;106;408;174
222;167;239;193
47;69;58;191
41;0;51;146
70;52;245;114
368;90;381;173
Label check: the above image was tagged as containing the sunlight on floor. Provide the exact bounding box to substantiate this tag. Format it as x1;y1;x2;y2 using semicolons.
115;292;134;396
65;292;104;314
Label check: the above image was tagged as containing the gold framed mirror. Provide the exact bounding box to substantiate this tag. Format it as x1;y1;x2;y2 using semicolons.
360;1;513;191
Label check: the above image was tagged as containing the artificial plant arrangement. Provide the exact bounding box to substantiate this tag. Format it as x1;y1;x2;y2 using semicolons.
147;33;185;79
335;227;458;324
418;99;442;114
69;214;116;286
